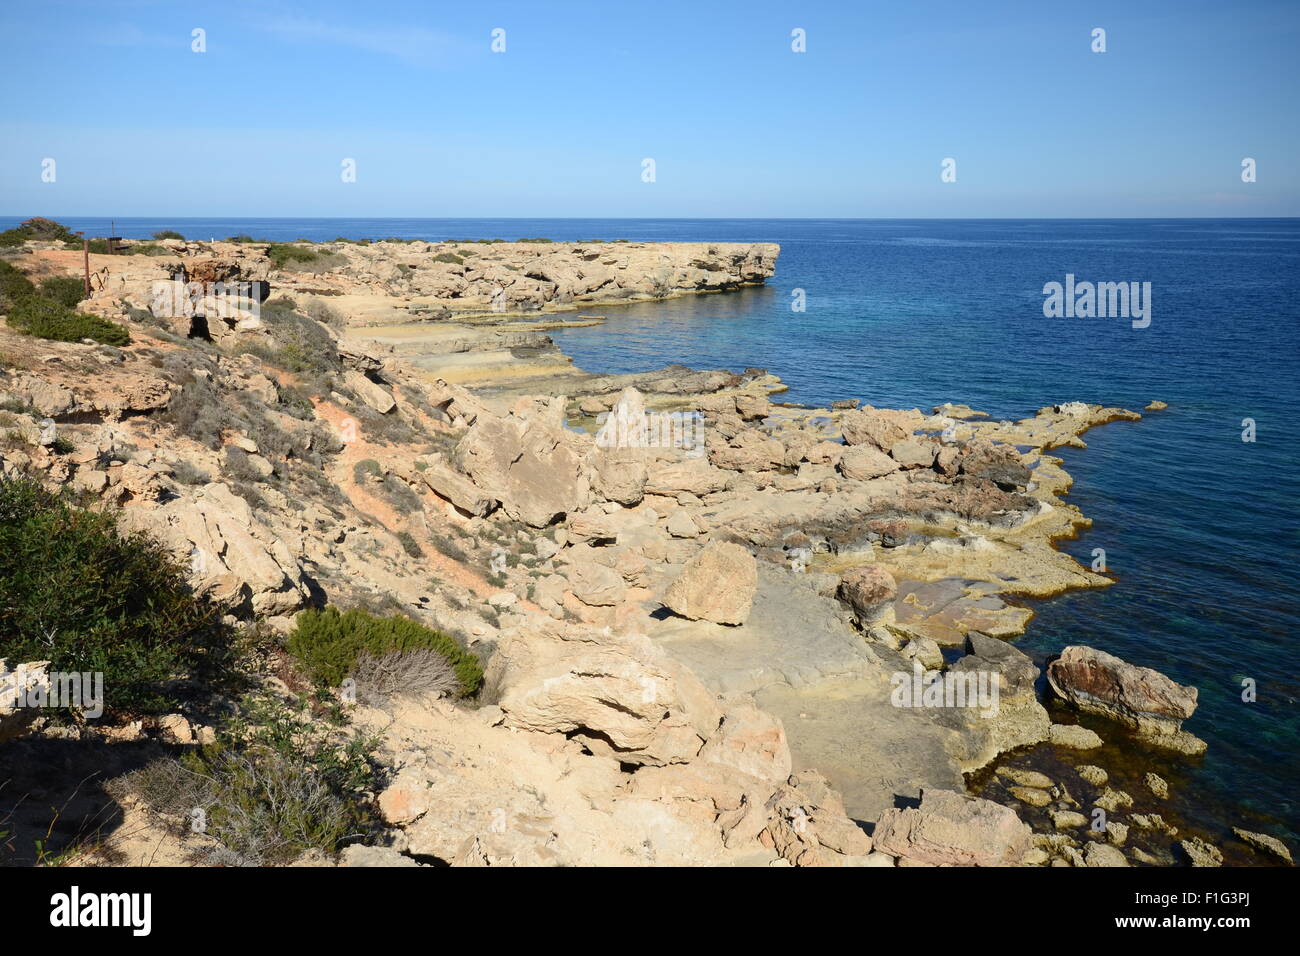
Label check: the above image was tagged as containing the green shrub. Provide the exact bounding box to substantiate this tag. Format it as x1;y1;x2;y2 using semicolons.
0;260;36;305
37;275;86;308
0;477;225;714
430;252;463;265
286;606;482;696
153;230;185;240
5;296;130;346
267;244;319;269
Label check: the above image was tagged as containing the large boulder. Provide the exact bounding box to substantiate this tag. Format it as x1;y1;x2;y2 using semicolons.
1046;645;1202;752
759;771;875;866
872;788;1032;866
343;370;396;415
420;462;495;517
661;541;757;625
645;457;729;496
838;444;900;480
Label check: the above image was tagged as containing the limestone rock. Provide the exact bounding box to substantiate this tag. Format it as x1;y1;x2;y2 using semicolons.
1232;828;1292;864
837;565;898;625
759;771;873;866
455;408;588;527
488;623;723;767
420;462;496;517
344;369;396;414
662;541;757;626
872;788;1032;867
0;660;50;742
838;444;900;480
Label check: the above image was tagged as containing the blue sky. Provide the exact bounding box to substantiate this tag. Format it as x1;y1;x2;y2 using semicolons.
1;0;1296;217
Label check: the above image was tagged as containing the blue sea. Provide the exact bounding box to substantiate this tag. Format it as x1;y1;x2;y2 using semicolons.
10;217;1299;845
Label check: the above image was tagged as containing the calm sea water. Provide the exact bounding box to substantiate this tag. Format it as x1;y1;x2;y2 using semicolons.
11;217;1300;843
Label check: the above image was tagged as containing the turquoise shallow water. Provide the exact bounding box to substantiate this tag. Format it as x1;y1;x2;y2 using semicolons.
11;217;1299;843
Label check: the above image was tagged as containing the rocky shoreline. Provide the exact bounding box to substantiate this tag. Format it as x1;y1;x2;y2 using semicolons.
0;233;1289;866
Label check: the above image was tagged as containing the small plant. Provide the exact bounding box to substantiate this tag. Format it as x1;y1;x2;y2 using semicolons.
427;531;469;563
430;252;463;265
267;243;319;269
396;530;424;558
153;230;185;240
350;647;462;704
286;606;482;697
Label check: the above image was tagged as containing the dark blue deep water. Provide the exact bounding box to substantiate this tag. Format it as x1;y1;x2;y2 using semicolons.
11;217;1299;843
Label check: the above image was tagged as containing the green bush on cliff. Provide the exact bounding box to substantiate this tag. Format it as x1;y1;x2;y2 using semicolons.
0;477;226;714
153;230;185;240
0;261;129;346
286;606;482;697
0;217;81;247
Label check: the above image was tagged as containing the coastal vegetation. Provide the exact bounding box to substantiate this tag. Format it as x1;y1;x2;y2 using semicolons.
285;605;484;697
0;260;130;346
0;476;226;714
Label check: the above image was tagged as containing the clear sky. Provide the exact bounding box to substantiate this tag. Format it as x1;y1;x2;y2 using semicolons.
1;0;1296;218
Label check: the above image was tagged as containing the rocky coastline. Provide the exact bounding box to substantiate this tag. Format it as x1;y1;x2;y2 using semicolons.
0;232;1289;867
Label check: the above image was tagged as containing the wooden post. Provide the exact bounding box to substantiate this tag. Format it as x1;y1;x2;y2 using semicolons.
78;232;90;296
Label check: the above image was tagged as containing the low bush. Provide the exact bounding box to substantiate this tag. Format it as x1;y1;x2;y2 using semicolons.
118;695;378;865
0;260;36;305
267;244;319;270
286;606;482;697
4;295;130;346
350;647;460;704
0;477;226;714
153;230;185;240
37;275;86;308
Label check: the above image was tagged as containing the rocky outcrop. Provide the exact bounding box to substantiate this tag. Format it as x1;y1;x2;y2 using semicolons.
487;622;722;767
1046;645;1204;754
759;771;875;866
